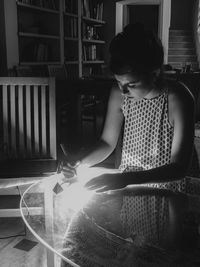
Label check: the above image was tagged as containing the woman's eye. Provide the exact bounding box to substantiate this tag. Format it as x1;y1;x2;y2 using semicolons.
128;83;136;88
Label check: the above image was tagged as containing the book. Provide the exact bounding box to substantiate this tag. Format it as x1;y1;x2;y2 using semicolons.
83;0;90;18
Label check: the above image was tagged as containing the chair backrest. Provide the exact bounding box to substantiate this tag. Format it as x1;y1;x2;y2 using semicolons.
0;77;56;160
15;65;48;77
48;64;67;80
15;66;34;77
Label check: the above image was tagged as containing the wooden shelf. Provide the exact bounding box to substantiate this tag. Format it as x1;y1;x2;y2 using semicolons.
20;61;61;65
18;32;60;39
82;39;105;44
2;0;106;79
64;37;78;41
64;11;78;18
83;60;104;64
65;61;79;65
16;1;59;14
82;16;106;25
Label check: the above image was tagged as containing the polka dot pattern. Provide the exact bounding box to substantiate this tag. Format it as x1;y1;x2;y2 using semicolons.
120;194;169;245
119;90;186;192
118;90;189;243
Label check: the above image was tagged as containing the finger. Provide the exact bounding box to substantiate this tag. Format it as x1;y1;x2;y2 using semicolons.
66;160;81;169
57;161;63;173
86;184;106;191
62;168;76;175
62;171;76;178
85;178;98;187
72;161;81;168
62;166;76;173
62;168;75;174
86;181;106;190
95;186;108;193
62;162;74;169
85;183;97;189
61;177;77;184
86;184;99;191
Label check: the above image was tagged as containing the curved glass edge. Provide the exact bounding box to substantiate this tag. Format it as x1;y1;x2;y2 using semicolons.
20;180;80;267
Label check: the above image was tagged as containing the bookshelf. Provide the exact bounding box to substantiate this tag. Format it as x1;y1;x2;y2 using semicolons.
17;0;61;65
81;0;106;78
63;0;79;78
1;0;106;79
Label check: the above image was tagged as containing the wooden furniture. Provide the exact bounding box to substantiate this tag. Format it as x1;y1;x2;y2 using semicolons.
48;64;68;80
64;0;106;78
21;180;200;266
15;65;48;77
0;77;58;267
80;94;98;136
71;77;112;146
17;1;60;65
48;64;71;135
15;65;34;76
1;0;106;80
164;72;200;121
0;77;57;217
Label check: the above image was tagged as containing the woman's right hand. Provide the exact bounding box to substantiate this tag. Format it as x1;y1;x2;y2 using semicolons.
61;161;81;178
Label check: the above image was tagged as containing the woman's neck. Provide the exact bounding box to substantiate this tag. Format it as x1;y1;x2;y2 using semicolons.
144;84;164;99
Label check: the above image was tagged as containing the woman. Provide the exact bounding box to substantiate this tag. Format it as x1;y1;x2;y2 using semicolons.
62;23;195;193
61;24;200;266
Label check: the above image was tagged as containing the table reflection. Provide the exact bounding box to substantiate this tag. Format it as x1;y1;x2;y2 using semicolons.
20;172;200;267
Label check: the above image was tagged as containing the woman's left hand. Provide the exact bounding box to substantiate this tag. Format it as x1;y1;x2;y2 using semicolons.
85;173;126;192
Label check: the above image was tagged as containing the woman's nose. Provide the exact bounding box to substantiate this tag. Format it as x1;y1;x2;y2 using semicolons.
122;85;129;94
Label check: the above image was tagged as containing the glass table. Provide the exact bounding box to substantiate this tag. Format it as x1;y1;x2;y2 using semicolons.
20;170;200;267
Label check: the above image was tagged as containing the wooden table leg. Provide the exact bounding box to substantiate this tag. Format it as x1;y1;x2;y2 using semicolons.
44;186;55;267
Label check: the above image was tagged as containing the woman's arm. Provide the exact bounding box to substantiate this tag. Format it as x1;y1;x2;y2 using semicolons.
80;86;124;167
85;82;195;191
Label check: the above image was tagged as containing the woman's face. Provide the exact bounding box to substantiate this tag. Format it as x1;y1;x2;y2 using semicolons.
115;72;155;100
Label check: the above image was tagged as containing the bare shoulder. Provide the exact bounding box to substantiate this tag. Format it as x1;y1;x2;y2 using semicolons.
109;84;123;107
110;83;123;98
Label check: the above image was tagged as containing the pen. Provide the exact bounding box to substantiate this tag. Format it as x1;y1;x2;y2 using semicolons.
57;160;63;174
56;143;67;174
60;143;68;158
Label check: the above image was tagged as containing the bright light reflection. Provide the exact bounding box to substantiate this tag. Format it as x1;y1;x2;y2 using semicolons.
41;166;118;213
21;166;119;265
59;166;118;212
59;182;95;212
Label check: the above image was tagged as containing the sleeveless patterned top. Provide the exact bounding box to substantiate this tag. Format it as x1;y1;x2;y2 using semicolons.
119;89;187;192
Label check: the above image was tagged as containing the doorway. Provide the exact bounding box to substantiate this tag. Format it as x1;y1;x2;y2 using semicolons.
115;0;171;64
126;4;159;36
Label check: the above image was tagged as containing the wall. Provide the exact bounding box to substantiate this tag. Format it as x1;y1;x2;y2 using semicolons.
170;0;194;30
0;0;7;75
0;0;19;73
4;0;19;69
128;5;159;35
103;1;117;66
193;0;200;68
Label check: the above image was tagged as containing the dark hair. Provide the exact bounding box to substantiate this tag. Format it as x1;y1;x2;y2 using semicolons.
109;23;164;75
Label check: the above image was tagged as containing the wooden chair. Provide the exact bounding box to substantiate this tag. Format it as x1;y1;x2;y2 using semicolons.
0;77;58;267
48;64;67;80
80;93;98;136
48;64;71;142
0;77;57;217
15;65;34;77
15;65;48;77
